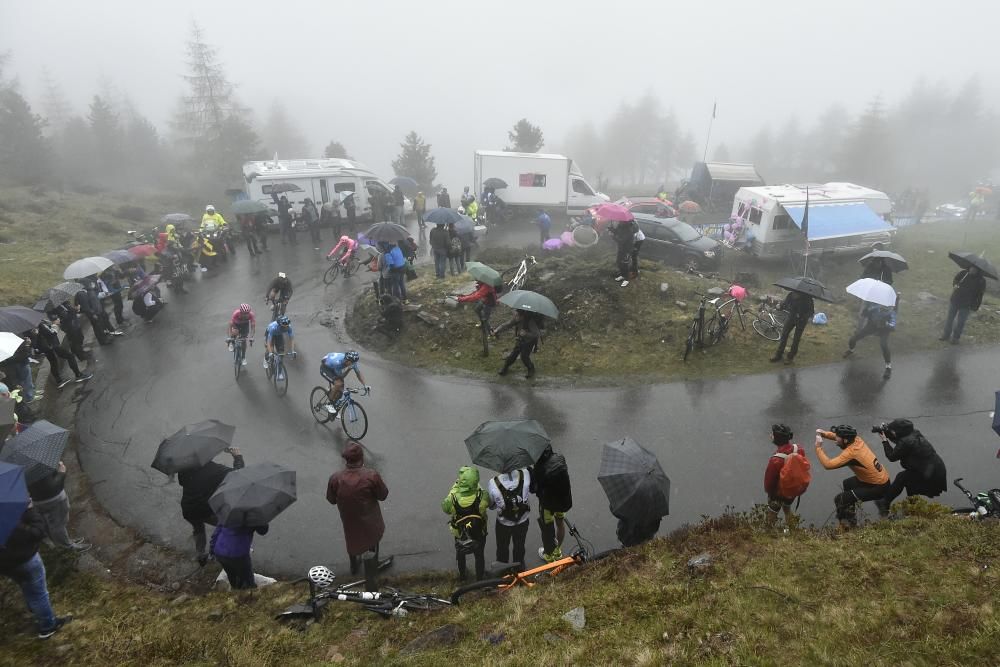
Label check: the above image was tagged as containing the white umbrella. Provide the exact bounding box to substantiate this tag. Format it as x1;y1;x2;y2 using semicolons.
846;278;897;307
0;331;25;364
338;190;355;203
64;256;114;280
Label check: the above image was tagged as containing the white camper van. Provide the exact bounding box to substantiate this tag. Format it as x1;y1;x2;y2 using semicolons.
731;183;895;259
473;150;608;217
241;158;396;223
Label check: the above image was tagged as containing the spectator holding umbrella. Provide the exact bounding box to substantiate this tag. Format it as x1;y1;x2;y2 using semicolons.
326;441;389;586
177;447;244;565
769;277;833;365
210;518;268;590
429;222;449;279
31;315;91;390
940;265;987;344
843;279;898;380
599;437;668;547
97;269;128;327
493;309;541;379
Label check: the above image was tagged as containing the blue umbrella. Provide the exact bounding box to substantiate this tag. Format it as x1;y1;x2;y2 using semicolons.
0;461;29;546
455;214;476;233
425;207;462;226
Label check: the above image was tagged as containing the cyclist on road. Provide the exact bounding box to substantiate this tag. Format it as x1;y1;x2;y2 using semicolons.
327;235;358;266
263;315;296;369
227;303;256;364
320;351;369;415
266;272;293;314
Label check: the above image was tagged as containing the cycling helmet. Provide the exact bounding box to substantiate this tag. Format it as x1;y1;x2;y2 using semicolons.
457;206;466;215
340;235;350;243
345;350;360;362
239;303;251;314
277;315;291;327
277;272;287;279
831;424;857;442
771;424;793;445
308;565;335;588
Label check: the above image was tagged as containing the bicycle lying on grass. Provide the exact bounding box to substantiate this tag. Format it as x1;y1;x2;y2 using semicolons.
500;254;536;292
449;520;616;604
951;478;1000;518
277;566;451;621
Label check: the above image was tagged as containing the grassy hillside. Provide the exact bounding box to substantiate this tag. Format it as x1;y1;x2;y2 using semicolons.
349;217;1000;382
3;502;998;666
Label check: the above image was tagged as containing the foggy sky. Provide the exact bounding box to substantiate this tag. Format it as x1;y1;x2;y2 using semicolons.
3;0;998;190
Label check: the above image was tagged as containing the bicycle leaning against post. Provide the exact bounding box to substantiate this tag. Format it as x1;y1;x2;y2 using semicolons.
310;385;370;440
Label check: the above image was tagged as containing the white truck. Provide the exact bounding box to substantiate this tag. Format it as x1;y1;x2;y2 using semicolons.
241;158;400;223
472;150;607;219
731;182;895;258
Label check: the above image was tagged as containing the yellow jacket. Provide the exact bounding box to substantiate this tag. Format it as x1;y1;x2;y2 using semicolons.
201;212;228;230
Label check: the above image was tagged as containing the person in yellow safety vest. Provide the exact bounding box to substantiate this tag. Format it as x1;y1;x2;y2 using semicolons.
201;205;228;231
192;233;216;271
465;199;479;221
164;223;178;244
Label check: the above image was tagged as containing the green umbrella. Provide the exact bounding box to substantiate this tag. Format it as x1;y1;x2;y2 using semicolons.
466;262;501;287
465;419;551;473
231;200;269;215
498;289;559;320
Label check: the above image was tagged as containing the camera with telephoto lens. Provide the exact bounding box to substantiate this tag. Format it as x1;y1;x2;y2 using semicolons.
871;423;890;435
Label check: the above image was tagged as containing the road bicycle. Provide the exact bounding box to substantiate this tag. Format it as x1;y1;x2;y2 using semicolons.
266;295;289;321
226;336;251;380
265;351;294;396
950;478;1000;519
450;520;616;604
750;296;791;341
279;566;451;621
683;293;727;360
323;253;363;285
310;385;370;440
500;255;536;292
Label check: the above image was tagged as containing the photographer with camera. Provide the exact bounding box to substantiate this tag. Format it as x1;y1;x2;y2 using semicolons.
815;425;889;528
873;419;947;516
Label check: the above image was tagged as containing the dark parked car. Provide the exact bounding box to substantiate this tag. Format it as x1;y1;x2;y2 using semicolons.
633;213;721;270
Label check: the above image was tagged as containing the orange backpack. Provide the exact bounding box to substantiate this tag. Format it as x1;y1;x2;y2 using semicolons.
774;444;811;499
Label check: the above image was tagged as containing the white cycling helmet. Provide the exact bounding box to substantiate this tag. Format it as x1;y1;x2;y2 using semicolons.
457;207;466;215
308;565;335;588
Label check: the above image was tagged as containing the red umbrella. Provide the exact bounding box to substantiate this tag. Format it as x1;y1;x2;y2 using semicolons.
592;203;634;222
131;274;161;297
679;200;702;214
128;244;157;259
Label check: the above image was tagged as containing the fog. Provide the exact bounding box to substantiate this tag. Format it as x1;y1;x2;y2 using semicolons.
3;0;999;191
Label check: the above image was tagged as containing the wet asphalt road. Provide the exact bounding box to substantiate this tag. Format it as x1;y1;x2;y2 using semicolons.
74;222;1000;577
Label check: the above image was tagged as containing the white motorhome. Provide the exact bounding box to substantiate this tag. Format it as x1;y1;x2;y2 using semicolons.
241;158;396;223
731;183;895;259
473;150;608;217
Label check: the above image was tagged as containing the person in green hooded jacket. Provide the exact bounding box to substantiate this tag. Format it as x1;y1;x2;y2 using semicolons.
441;466;489;581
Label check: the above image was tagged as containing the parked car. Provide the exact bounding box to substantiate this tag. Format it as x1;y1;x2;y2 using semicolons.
616;196;677;218
633;213;722;270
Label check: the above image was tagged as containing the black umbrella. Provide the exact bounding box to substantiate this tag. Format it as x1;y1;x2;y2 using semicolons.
268;183;303;194
0;306;45;334
598;437;670;521
858;250;908;273
47;281;85;305
773;276;835;303
0;462;29;546
483;177;508;190
151;420;236;475
424;207;463;226
0;420;70;484
464;420;551;473
948;251;998;280
389;176;419;195
208;462;297;527
365;222;410;244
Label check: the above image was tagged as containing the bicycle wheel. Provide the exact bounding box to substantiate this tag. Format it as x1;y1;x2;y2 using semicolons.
323;262;341;285
310;386;333;424
341;400;368;440
274;359;288;396
751;318;781;341
234;343;244;380
450;577;511;604
707;313;727;344
398;595;452;611
344;258;360;278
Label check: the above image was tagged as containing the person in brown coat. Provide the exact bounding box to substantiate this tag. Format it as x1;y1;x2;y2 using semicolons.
326;442;389;581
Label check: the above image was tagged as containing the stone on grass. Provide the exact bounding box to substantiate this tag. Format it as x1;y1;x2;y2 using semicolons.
400;624;466;655
562;606;586;631
660;282;670;294
675;301;688;309
417;311;439;325
687;552;714;573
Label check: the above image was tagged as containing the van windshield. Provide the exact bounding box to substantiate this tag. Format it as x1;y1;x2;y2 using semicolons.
670;222;701;242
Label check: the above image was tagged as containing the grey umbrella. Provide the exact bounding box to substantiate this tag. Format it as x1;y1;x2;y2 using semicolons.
858;250;908;273
465;420;551;473
64;256;114;280
47;281;85;305
948;251;998;280
209;462;297;527
498;290;559;320
483;177;508;190
773;276;835;303
365;222;410;244
231;200;269;216
103;249;135;266
161;213;195;225
598;437;670;522
424;207;462;226
0;420;69;484
0;306;45;334
151;420;236;475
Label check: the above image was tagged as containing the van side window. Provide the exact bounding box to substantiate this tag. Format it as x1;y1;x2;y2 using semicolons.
772;213;793;230
572;179;594;196
749;207;763;225
333;182;354;193
736;202;748;219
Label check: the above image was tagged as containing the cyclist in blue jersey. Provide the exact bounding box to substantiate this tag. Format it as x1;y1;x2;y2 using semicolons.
320;350;369;414
263;315;297;368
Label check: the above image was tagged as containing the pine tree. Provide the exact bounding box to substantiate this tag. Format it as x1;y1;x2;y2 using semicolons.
0;88;50;185
391;131;437;192
89;95;122;174
39;68;72;135
837;96;892;189
506;118;544;153
324;140;351;159
261;100;307;158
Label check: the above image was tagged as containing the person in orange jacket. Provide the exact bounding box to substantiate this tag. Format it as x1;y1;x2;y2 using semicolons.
814;425;889;527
